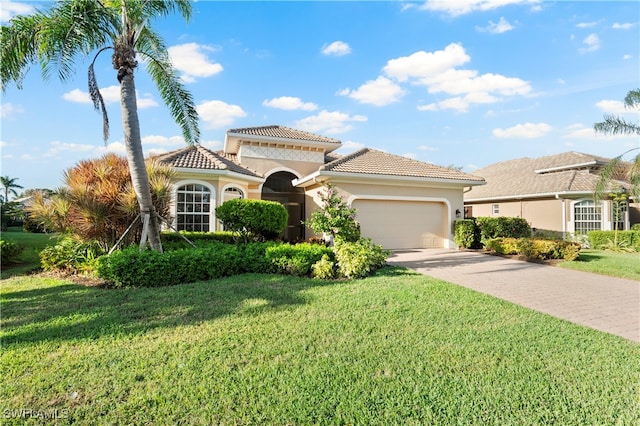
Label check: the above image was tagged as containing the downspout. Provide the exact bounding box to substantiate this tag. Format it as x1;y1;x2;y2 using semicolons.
556;194;566;236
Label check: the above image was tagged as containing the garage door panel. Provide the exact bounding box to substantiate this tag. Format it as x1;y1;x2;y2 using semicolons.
353;200;446;249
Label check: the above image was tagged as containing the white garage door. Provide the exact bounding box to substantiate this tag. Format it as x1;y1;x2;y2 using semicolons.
353;199;446;249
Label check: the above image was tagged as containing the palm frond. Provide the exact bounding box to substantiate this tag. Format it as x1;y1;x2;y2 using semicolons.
137;27;200;145
623;89;640;108
593;114;640;136
88;47;113;142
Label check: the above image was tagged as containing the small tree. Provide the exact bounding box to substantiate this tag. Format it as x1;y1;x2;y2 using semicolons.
26;153;174;250
305;184;360;244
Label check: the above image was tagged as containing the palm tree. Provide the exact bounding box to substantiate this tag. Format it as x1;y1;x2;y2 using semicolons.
1;0;199;252
0;176;24;202
593;89;640;203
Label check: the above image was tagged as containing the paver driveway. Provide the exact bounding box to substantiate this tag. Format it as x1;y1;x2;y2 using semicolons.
388;249;640;343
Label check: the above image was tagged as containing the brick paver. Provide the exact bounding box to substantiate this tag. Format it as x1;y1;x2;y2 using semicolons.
388;249;640;342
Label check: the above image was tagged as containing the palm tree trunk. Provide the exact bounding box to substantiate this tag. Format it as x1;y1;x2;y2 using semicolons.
119;71;163;252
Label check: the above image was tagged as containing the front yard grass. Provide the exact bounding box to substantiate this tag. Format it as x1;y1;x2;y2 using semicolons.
558;249;640;280
1;227;57;279
2;269;638;425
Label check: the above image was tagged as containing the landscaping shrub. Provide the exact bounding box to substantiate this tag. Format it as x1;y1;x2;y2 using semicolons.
485;237;580;261
453;219;480;249
312;254;337;280
631;224;640;231
216;199;288;242
39;236;105;274
97;241;280;288
333;238;391;279
265;243;334;277
161;231;237;250
0;239;24;264
476;217;531;242
587;230;640;252
305;184;361;243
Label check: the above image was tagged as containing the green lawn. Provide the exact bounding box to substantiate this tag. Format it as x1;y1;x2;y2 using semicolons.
2;270;638;425
1;227;57;278
558;249;640;280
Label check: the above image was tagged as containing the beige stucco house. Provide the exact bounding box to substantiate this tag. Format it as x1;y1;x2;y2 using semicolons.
464;152;639;236
155;125;485;249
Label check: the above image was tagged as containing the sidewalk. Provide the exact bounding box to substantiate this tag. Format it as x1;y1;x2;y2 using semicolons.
388;249;640;342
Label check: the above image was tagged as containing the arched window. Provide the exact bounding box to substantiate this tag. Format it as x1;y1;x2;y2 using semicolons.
574;200;601;234
223;186;245;203
262;171;305;242
176;183;212;232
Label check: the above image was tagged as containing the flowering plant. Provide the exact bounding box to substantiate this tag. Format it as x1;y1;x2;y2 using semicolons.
304;184;360;243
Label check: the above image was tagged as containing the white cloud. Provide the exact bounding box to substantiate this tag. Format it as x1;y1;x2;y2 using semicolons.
321;41;351;56
596;99;639;114
476;17;514;34
336;140;366;154
294;110;367;134
142;135;185;147
492;122;552;139
576;21;598;29
419;0;540;17
1;102;24;119
579;33;600;53
168;43;223;83
403;153;418;160
383;43;470;83
262;96;318;111
197;100;246;129
200;139;223;151
341;76;406;106
0;1;34;23
62;86;158;108
623;54;632;60
419;145;438;151
43;141;96;158
612;22;635;30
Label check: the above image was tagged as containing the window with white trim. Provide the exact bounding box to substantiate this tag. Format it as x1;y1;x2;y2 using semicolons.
223;186;244;203
574;200;601;234
176;184;211;232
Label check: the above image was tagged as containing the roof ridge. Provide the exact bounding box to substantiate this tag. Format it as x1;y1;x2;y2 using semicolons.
197;145;228;170
320;148;370;170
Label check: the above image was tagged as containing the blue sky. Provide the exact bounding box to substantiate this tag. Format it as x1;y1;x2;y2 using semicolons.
1;0;639;193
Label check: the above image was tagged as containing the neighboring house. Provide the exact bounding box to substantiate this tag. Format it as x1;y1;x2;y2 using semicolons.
155;125;485;249
464;152;639;236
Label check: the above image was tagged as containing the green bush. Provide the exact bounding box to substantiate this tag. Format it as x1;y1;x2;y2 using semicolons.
161;231;237;250
453;219;480;249
312;254;337;280
97;241;275;288
39;237;105;274
587;230;640;251
0;239;24;264
305;184;361;243
333;238;391;279
216;199;288;242
485;237;580;261
476;217;531;242
265;243;334;277
631;224;640;231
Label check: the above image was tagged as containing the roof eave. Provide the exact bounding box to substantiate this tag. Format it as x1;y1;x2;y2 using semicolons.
172;167;265;183
294;170;486;188
225;132;341;155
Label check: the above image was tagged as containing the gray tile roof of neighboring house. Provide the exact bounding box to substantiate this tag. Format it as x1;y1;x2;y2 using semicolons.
228;125;341;145
321;148;486;182
153;145;262;178
465;151;629;200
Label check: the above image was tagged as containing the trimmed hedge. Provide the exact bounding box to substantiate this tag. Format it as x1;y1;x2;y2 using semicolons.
266;243;334;277
453;219;481;249
216;199;288;242
476;217;532;241
161;231;237;249
0;239;24;264
97;242;276;288
587;230;640;251
485;238;580;261
333;238;391;279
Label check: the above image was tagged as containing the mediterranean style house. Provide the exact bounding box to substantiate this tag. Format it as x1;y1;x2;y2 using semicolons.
464;152;639;236
155;125;486;249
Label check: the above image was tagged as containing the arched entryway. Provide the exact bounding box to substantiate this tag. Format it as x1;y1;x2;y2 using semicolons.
262;171;305;242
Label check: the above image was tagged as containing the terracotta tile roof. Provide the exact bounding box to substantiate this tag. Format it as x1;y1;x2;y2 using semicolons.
321;148;485;182
228;125;341;145
153;145;261;178
465;151;629;200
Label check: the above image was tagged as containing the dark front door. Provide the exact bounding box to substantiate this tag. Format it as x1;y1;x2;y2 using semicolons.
262;172;305;242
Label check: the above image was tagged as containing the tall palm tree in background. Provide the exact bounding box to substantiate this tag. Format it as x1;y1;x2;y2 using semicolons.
0;0;200;252
0;176;24;202
593;89;640;203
